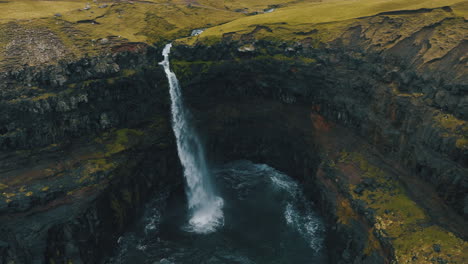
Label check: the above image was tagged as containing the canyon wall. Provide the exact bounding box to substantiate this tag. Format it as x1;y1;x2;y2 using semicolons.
0;44;184;264
170;29;467;262
0;4;466;263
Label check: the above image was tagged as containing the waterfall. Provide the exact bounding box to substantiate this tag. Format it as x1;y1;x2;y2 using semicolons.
159;43;224;234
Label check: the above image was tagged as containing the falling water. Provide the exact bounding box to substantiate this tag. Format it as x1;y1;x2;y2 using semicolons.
159;43;224;234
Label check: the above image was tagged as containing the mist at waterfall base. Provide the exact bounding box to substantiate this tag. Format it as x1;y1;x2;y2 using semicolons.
160;43;224;234
108;44;326;263
109;161;327;264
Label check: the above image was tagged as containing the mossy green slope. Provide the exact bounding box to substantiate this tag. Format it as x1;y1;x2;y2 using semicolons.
181;0;467;49
194;0;467;38
0;0;309;70
336;151;468;263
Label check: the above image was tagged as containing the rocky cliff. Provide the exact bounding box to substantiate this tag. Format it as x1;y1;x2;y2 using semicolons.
169;4;468;261
0;43;185;263
0;0;467;263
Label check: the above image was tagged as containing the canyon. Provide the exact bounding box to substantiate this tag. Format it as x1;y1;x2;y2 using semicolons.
0;0;467;263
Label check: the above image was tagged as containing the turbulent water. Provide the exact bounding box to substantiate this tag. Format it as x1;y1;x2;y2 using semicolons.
160;43;224;234
110;45;328;263
109;161;326;264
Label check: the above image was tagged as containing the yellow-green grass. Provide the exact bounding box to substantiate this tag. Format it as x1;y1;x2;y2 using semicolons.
0;0;304;44
433;111;467;132
188;0;467;44
194;0;307;12
452;0;468;18
456;137;468;149
77;2;243;44
432;111;468;149
103;128;144;156
0;0;89;21
338;151;468;263
1;0;466;70
208;0;467;31
1;0;272;68
0;0;307;23
78;158;116;183
4;0;464;68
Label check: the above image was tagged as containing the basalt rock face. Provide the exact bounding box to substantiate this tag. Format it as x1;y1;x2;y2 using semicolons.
0;43;166;151
172;41;467;217
0;44;183;264
0;137;181;264
1;7;467;264
171;38;468;263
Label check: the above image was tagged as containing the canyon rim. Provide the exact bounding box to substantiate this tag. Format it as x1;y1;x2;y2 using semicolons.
0;0;467;263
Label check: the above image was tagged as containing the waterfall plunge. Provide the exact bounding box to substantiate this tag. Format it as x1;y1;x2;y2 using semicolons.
160;44;224;234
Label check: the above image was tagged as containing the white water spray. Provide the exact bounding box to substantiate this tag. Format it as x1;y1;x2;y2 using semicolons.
160;43;224;234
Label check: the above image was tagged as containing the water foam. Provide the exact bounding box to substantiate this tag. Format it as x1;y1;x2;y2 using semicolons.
269;168;324;251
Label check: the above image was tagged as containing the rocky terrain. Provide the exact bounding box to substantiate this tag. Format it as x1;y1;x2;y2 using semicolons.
0;0;467;263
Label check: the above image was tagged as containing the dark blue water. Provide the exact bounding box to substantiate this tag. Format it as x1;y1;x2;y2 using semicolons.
108;161;326;264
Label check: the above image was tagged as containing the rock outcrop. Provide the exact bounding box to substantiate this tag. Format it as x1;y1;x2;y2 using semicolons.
0;44;184;263
170;19;468;261
0;0;467;263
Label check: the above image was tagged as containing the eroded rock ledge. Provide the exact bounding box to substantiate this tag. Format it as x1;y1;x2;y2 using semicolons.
0;44;184;264
170;37;468;263
0;6;467;264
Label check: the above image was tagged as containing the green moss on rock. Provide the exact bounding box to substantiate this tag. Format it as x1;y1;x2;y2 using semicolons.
104;128;144;156
337;151;468;263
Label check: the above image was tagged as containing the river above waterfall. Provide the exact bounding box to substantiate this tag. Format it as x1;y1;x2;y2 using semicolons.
108;160;326;264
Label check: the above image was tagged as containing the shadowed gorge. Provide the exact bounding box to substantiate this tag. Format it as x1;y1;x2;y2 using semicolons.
0;0;467;264
168;18;468;259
